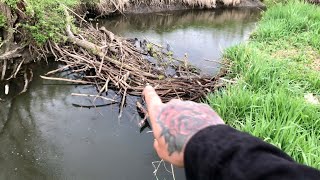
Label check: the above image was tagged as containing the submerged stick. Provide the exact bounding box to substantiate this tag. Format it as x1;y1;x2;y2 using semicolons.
137;101;149;127
19;70;29;94
41;76;93;84
72;102;116;108
118;88;127;119
71;93;117;102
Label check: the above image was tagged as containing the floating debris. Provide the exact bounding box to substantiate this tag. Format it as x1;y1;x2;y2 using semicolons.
5;84;9;95
304;93;319;105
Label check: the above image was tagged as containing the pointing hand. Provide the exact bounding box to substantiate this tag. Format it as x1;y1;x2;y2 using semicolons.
143;85;225;167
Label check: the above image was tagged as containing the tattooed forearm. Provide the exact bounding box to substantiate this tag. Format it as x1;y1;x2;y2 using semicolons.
157;101;224;155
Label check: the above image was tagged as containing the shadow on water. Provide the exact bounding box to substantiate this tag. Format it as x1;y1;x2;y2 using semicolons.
0;8;261;180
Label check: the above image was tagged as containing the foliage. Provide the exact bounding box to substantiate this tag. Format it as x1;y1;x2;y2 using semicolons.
206;1;320;168
2;0;79;44
0;13;6;28
24;0;79;44
2;0;19;8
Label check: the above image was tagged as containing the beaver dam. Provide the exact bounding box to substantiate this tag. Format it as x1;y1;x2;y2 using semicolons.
0;6;262;179
0;0;265;107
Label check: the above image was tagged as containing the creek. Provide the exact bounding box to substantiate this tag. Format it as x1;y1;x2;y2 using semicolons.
0;8;261;180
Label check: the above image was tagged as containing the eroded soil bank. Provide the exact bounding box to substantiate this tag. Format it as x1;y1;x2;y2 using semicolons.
120;0;265;14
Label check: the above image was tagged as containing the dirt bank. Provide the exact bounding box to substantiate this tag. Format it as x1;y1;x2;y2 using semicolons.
80;0;265;16
122;0;265;14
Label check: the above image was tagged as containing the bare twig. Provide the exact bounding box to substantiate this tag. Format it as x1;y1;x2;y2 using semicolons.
171;164;176;180
19;70;29;94
118;88;127;119
137;101;149;127
72;102;116;108
41;76;93;84
1;60;7;80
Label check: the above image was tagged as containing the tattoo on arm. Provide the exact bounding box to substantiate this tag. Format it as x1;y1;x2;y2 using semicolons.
157;101;223;155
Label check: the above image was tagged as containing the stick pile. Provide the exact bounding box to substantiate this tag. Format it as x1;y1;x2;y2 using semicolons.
42;17;225;104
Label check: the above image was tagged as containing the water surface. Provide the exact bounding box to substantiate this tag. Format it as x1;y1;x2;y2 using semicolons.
0;8;261;180
0;63;179;179
101;8;261;75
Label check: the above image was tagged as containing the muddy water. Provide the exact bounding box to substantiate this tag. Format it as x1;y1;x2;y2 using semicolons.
0;9;261;180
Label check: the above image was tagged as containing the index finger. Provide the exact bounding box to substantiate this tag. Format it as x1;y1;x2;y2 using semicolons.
142;85;163;133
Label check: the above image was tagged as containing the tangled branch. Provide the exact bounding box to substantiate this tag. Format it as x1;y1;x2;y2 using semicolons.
43;20;226;103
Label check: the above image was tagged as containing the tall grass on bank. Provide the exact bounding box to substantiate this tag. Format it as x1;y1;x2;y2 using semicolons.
207;1;320;168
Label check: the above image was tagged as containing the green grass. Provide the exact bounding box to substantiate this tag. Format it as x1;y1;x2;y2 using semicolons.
206;1;320;169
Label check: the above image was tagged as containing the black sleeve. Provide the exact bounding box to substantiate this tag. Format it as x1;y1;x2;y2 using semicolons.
184;125;320;180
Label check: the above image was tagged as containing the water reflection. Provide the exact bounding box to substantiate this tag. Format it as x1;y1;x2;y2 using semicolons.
104;9;260;31
0;62;185;179
0;66;62;179
101;8;261;75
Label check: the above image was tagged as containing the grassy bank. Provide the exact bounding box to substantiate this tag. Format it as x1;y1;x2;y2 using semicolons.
207;1;320;168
